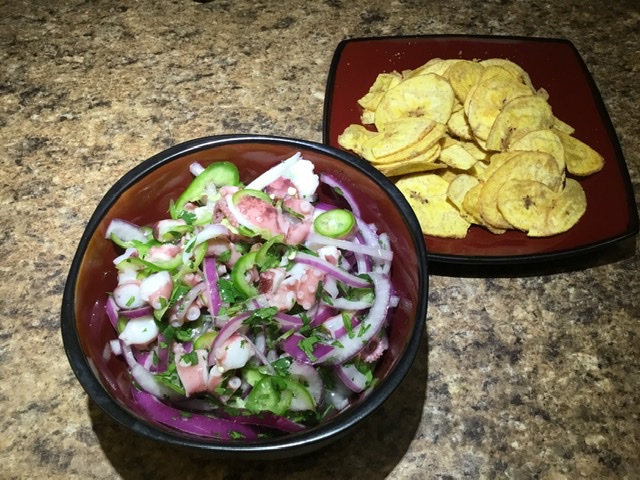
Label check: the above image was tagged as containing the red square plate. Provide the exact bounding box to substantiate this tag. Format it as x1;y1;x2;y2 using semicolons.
323;35;638;265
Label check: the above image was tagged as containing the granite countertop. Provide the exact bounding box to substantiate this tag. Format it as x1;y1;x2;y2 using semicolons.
2;0;639;478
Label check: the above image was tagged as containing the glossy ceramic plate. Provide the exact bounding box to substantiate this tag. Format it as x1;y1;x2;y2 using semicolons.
323;35;638;265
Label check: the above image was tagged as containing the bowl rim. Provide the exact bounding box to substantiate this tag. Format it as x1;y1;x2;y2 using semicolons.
60;133;429;458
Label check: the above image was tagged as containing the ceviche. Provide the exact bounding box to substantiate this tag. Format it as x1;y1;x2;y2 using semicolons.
104;152;396;440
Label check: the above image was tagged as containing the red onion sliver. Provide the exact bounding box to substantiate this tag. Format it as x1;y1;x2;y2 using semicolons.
105;218;148;243
280;333;333;365
208;311;251;365
132;387;260;440
203;257;222;316
306;231;393;262
274;312;305;330
221;412;305;433
320;173;361;219
189;161;205;176
105;296;119;330
315;271;391;365
336;362;369;393
121;341;176;399
294;251;371;288
119;305;154;319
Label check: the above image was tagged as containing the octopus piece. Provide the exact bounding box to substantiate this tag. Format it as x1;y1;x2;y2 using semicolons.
267;263;324;311
173;344;209;397
139;271;173;310
360;333;389;363
264;176;299;200
113;280;144;309
145;243;181;264
119;315;159;348
212;333;255;373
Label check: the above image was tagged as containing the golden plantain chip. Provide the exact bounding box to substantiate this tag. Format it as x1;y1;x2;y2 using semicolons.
479;151;563;229
374;73;455;130
396;174;471;238
375;146;444;177
447;174;480;211
477;151;522;181
552;116;575;135
366;117;435;159
337;124;378;160
509;129;565;172
497;179;557;233
461;182;508;232
479;58;535;92
357;72;403;112
447;108;474;140
368;122;446;164
529;178;587;237
445;60;485;103
554;129;605;176
464;69;533;141
361;109;375;125
439;143;478;170
408;58;460;78
485;94;554;151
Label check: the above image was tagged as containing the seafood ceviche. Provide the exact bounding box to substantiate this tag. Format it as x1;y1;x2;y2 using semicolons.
104;153;396;440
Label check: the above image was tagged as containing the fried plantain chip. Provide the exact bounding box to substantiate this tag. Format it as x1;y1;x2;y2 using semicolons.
337;124;378;161
439;142;478;170
447;173;481;219
479;58;535;92
357;72;403;112
338;56;604;238
445;60;485;103
497;179;557;233
485;94;554;151
479;151;563;229
375;145;444;177
374;73;455;129
396;174;471;238
554;129;605;176
509;129;565;172
366;118;436;159
367;121;446;164
529;178;587;237
464;68;533;142
408;58;460;78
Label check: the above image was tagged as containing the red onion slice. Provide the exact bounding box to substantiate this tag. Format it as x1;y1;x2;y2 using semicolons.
208;311;251;365
280;333;333;365
315;271;391;365
274;312;307;330
306;231;393;262
335;362;369;393
320;173;362;219
105;296;119;330
120;341;177;399
294;251;371;289
221;412;305;433
118;305;154;319
105;218;148;243
132;387;259;440
203;257;222;316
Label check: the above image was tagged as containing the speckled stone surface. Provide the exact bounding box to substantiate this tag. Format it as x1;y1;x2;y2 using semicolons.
1;0;639;478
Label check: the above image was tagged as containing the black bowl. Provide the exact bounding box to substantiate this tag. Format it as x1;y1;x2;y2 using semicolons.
61;134;429;459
